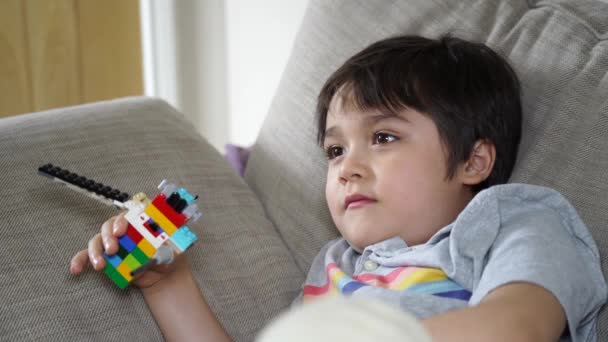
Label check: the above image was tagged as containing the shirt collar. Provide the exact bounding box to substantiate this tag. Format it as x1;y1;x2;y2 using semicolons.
362;236;408;256
360;224;454;256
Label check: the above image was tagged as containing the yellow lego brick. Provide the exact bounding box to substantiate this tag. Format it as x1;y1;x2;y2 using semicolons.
116;261;133;283
138;238;156;258
144;203;177;235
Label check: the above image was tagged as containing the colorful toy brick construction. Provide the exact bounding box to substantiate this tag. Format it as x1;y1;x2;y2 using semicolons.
38;164;201;289
103;180;201;289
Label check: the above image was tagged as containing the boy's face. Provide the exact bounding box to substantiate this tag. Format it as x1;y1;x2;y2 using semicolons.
323;100;474;251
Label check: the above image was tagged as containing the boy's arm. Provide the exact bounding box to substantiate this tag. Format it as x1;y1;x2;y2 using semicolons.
141;257;232;342
421;282;566;342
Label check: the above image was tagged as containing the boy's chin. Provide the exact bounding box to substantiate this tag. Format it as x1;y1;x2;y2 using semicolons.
345;240;365;253
338;220;399;251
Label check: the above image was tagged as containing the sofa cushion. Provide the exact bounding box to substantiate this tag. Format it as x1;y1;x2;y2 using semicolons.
245;0;608;337
0;97;303;341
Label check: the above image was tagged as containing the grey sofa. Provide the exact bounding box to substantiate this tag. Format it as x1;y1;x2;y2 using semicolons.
1;0;607;341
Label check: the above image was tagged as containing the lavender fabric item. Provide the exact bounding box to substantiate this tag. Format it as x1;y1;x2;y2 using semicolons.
224;144;251;177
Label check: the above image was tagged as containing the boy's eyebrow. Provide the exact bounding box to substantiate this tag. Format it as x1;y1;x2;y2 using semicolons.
324;126;341;141
365;112;410;125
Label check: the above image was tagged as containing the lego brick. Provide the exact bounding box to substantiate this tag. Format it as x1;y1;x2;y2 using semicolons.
157;232;169;243
116;243;129;259
143;220;170;245
126;224;143;244
118;234;136;252
137;238;156;258
152;193;187;228
116;261;133;283
123;254;141;270
37;167;201;290
171;226;198;252
125;210;164;248
143;219;163;237
145;203;177;235
131;246;150;265
37;163;130;204
104;263;128;289
176;188;196;204
182;203;202;222
103;252;122;268
166;192;186;212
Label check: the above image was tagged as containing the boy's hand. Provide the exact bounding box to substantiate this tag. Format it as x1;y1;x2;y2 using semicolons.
70;214;231;341
70;212;179;289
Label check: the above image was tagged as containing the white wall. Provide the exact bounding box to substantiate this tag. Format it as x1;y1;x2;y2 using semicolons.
140;0;310;151
225;0;310;147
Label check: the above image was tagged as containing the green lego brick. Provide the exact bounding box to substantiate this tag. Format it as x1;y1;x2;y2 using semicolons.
130;246;150;265
104;263;129;289
123;254;141;271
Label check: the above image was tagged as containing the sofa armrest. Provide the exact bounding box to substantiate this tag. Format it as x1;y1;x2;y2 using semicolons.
0;97;303;341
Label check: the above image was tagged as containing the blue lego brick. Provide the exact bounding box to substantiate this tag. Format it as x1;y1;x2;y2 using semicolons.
171;226;198;251
118;234;136;252
176;188;196;205
103;252;123;268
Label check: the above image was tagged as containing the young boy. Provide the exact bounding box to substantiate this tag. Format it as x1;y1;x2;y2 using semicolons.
70;35;607;341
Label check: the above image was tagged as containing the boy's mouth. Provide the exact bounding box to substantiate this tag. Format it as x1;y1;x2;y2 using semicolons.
344;194;377;209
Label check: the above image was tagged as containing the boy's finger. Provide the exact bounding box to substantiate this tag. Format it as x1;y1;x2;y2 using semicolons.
88;233;106;271
113;212;128;236
101;217;118;254
70;249;89;275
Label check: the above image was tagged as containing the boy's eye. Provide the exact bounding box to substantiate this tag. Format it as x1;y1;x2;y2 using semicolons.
325;146;344;160
373;132;397;144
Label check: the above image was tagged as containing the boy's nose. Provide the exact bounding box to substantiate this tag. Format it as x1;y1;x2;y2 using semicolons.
338;151;368;184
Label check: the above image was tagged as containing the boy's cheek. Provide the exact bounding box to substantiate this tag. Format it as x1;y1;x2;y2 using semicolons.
326;193;345;226
327;196;342;220
325;182;341;210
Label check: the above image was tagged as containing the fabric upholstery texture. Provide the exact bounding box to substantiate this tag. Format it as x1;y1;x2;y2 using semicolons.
0;98;302;341
244;0;608;338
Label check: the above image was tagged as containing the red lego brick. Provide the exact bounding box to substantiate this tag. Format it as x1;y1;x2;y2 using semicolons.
126;223;143;244
143;219;161;237
152;193;187;227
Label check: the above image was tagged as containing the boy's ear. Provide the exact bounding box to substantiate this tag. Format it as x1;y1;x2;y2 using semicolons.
460;139;496;186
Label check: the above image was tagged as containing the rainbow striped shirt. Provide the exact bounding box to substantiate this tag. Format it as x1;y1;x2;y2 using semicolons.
303;261;471;303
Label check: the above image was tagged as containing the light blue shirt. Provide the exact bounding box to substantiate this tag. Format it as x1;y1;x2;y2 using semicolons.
295;184;607;342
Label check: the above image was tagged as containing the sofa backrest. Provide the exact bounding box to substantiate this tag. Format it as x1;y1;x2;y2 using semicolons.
245;0;608;337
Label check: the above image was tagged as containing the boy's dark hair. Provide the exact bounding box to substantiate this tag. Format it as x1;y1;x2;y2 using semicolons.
316;35;522;193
